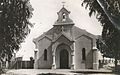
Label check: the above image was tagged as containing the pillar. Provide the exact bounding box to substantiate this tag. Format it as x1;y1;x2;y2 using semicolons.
93;46;99;70
34;49;38;60
34;49;38;69
71;51;75;69
52;51;56;69
71;42;75;69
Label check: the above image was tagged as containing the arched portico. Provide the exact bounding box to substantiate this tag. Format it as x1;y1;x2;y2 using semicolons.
55;43;72;69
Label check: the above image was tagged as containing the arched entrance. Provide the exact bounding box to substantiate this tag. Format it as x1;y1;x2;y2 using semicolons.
60;49;69;69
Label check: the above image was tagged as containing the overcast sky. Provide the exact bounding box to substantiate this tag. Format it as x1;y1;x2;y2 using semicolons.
16;0;102;60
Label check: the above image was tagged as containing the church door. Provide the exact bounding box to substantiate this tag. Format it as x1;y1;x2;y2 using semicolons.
60;49;69;69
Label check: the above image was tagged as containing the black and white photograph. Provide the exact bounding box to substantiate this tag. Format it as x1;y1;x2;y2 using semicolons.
0;0;120;75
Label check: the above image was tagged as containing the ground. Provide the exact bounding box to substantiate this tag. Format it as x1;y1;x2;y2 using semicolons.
2;69;116;75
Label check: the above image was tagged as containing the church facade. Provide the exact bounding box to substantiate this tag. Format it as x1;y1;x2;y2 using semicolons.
33;7;99;69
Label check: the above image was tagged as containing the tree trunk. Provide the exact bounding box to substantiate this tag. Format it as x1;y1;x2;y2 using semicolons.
115;56;118;70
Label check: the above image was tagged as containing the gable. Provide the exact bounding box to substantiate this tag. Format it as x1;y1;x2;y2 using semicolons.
75;34;93;41
38;36;52;42
52;32;74;43
33;35;52;49
53;35;73;46
38;36;52;50
75;35;93;49
58;7;70;14
72;26;97;43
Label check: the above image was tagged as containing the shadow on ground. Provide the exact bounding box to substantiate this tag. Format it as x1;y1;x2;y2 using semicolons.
37;73;65;75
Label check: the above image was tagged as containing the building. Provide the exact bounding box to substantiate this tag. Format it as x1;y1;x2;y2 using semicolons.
33;6;99;69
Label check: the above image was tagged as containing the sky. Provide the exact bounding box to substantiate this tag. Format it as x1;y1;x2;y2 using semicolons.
16;0;102;60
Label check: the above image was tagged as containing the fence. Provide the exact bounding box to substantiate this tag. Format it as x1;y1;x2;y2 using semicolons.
99;59;120;68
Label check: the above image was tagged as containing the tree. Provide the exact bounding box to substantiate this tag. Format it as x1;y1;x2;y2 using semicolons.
0;0;33;66
82;0;120;69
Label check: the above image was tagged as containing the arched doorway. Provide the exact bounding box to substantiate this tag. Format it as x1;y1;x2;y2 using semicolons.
60;49;69;69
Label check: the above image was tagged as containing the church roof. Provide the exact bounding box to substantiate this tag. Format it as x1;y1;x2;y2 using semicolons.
33;26;97;44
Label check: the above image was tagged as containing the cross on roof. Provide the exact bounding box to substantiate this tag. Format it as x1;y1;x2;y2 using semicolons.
62;1;66;7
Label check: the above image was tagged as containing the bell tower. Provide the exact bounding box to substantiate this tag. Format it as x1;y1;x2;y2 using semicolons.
52;5;74;40
54;6;74;26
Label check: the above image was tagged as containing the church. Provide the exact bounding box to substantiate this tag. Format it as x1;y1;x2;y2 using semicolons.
33;6;99;69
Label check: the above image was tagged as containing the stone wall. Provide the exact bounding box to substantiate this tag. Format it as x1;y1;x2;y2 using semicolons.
34;37;52;69
75;35;93;69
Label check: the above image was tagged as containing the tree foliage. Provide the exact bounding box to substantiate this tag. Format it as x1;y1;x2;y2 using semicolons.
82;0;120;67
0;0;33;61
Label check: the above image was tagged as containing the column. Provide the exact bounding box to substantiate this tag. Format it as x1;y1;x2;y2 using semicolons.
34;49;38;60
52;51;56;69
71;42;75;69
93;46;99;70
71;51;75;69
34;49;38;69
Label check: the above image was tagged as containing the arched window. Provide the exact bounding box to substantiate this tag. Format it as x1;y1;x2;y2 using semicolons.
82;48;86;61
63;13;66;19
44;49;47;61
62;13;66;21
